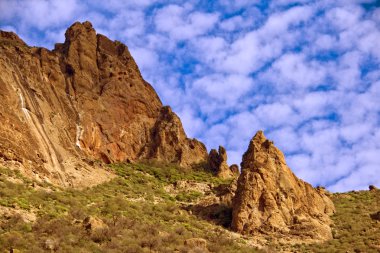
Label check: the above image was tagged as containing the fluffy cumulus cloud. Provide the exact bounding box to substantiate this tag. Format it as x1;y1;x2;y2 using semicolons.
1;0;380;192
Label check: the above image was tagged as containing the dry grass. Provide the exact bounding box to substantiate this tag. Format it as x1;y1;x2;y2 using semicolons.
0;164;259;253
288;189;380;252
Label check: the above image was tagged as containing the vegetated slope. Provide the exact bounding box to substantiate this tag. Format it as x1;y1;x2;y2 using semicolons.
0;164;261;253
1;163;378;252
271;189;380;252
299;189;380;252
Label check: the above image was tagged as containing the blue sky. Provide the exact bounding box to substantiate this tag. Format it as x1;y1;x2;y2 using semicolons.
1;0;380;192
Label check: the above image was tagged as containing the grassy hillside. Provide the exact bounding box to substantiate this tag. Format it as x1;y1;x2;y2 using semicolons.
1;163;379;252
0;163;259;253
292;189;380;253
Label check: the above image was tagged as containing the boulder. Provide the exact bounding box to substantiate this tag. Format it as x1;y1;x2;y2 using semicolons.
83;216;108;233
370;211;380;221
369;185;378;191
231;131;335;241
229;164;240;176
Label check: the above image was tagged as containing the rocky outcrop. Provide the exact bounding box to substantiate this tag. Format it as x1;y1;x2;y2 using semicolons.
229;164;239;176
231;131;335;241
208;146;239;179
0;21;207;186
83;216;108;233
370;211;380;221
369;185;378;191
142;106;207;168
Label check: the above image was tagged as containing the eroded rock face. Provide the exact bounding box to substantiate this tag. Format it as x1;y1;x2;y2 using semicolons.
231;131;335;241
207;146;239;179
0;21;207;186
142;106;207;168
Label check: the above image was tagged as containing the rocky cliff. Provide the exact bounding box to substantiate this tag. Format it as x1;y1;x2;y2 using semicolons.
0;21;207;186
231;131;335;241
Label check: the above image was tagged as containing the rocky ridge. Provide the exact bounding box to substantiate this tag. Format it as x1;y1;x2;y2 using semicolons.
0;21;207;186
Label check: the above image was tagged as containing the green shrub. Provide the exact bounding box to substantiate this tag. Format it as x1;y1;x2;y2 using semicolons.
0;165;260;253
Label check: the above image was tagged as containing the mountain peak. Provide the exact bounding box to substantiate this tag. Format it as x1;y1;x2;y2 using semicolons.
232;132;335;241
252;130;266;143
0;30;27;46
65;21;95;42
0;21;207;186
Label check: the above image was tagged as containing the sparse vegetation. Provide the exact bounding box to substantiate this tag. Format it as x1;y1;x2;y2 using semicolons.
2;163;379;252
288;190;380;253
0;164;257;253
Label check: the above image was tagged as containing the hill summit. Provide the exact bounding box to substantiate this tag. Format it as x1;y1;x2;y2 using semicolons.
0;21;207;187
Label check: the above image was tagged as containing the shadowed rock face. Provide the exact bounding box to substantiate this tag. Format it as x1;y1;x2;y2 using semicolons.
231;131;335;241
0;21;207;186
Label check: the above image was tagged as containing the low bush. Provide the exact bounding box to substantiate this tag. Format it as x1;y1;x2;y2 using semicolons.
0;164;260;252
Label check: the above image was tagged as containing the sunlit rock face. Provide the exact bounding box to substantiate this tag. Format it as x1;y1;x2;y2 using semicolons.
207;146;239;179
231;131;335;241
0;21;207;186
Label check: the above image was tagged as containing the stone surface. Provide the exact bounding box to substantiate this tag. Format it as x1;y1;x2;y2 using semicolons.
207;146;238;179
369;185;378;191
44;238;58;251
0;21;207;186
0;206;36;223
231;131;335;241
370;211;380;221
142;106;208;168
229;164;240;177
83;216;108;233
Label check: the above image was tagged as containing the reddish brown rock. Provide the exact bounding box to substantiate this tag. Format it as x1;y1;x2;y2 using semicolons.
229;164;240;177
0;21;207;186
142;106;207;168
231;131;335;241
207;146;239;179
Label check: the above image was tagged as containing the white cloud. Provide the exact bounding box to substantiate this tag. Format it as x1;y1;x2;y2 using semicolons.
177;105;206;139
292;91;332;118
3;0;83;30
154;5;219;40
267;127;300;153
216;5;315;75
254;103;297;128
219;0;259;11
270;53;327;89
190;74;253;104
325;6;363;31
130;47;159;70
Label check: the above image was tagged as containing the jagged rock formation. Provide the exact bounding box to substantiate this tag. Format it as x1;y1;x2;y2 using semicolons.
231;131;335;241
143;106;207;168
0;21;207;186
207;146;239;179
